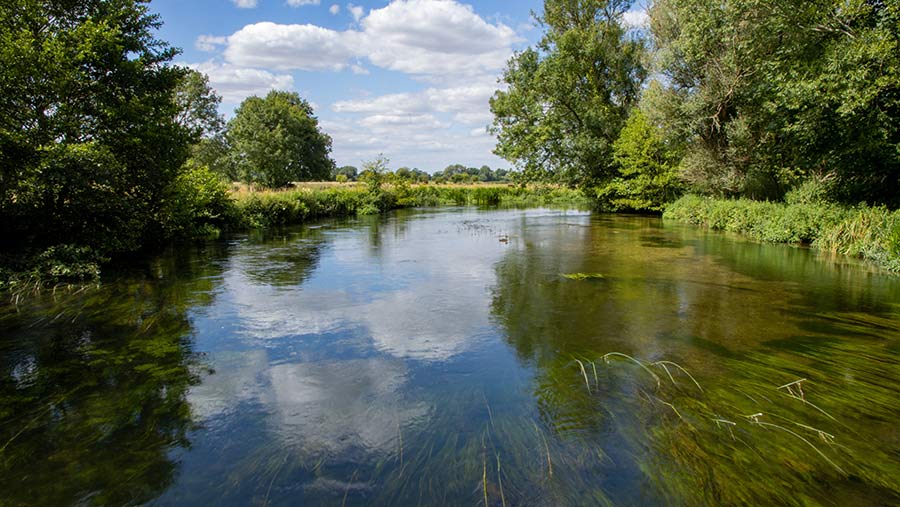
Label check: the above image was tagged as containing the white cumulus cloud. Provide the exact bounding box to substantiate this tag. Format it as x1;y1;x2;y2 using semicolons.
333;84;498;122
329;3;340;14
358;113;447;131
220;0;520;82
196;35;228;52
360;0;519;80
225;22;359;71
232;0;257;8
286;0;320;5
186;61;295;104
328;80;506;169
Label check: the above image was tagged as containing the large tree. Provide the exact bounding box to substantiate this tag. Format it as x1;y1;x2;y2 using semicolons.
490;0;646;187
173;68;224;140
174;69;233;178
598;108;683;211
650;0;900;203
0;0;193;256
226;91;335;188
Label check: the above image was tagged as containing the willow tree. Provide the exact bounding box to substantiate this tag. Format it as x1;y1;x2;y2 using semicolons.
490;0;646;187
649;0;900;203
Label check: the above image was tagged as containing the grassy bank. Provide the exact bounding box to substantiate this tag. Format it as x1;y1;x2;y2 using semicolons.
663;195;900;272
229;183;589;228
0;183;588;290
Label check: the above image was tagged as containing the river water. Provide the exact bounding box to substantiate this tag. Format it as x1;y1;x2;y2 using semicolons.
2;208;899;506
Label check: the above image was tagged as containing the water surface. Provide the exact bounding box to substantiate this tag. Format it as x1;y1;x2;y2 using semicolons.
2;208;899;506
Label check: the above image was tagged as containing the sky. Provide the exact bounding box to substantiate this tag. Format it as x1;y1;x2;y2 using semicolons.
150;0;647;172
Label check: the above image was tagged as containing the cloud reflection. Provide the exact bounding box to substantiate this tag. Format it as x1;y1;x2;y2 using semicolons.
188;353;429;457
265;359;429;455
223;215;509;361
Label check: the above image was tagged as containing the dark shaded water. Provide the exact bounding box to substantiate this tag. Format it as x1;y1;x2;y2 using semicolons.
2;208;900;506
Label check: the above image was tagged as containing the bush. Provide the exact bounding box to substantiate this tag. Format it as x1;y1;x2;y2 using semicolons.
231;187;369;228
599;109;683;212
784;178;836;206
160;164;236;238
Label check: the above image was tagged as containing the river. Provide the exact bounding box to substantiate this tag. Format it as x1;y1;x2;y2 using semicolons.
2;208;899;506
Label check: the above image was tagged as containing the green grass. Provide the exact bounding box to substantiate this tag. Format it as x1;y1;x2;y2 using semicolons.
230;186;370;228
0;182;589;288
228;183;589;229
664;195;900;272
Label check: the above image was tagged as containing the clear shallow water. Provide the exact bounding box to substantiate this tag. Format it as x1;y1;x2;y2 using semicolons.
2;208;900;506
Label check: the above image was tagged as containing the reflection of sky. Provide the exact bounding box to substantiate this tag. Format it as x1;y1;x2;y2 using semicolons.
162;207;900;505
215;210;571;361
265;359;429;455
187;352;429;456
186;209;591;464
188;349;268;421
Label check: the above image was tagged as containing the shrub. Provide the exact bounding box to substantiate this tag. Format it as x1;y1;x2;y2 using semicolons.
160;164;236;238
664;195;900;271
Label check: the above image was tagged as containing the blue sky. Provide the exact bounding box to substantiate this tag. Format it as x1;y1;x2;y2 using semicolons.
150;0;646;172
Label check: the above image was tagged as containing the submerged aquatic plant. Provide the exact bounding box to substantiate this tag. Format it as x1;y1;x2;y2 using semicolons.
561;273;606;280
563;351;900;506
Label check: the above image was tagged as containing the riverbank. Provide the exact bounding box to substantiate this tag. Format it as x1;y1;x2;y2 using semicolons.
229;183;589;228
0;183;589;290
663;195;900;272
8;185;900;291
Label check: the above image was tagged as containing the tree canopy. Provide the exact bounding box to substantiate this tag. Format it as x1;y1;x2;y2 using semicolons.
598;109;682;211
226;91;335;188
650;0;900;203
490;0;900;209
173;68;224;140
490;0;646;187
0;0;193;256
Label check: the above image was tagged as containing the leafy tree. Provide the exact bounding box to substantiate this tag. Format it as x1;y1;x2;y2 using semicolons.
173;68;224;139
599;109;682;211
441;164;468;178
477;165;492;182
189;134;234;180
779;0;900;205
359;154;390;186
334;165;359;181
649;0;900;204
410;168;431;183
334;165;358;182
0;0;193;258
172;68;233;176
358;155;392;214
490;0;646;187
391;167;431;183
227;91;334;188
395;167;412;181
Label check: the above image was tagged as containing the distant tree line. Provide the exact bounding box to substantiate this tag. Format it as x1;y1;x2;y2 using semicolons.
491;0;900;211
331;163;516;184
431;164;516;184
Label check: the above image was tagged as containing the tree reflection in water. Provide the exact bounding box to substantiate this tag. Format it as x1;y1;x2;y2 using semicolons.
0;245;229;506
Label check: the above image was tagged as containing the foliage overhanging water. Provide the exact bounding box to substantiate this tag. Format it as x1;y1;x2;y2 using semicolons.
2;208;899;506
